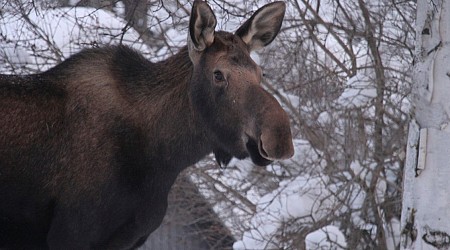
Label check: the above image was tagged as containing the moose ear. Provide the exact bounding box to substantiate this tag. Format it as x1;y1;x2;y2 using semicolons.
235;1;286;51
188;0;217;52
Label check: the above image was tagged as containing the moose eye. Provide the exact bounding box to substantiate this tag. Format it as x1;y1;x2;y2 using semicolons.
214;71;225;82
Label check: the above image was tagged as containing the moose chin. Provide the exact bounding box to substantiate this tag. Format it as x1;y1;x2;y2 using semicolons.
0;0;294;249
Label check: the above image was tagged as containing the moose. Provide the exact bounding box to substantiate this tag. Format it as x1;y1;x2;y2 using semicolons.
0;1;293;249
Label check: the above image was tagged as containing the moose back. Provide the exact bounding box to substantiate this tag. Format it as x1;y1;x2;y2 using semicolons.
0;1;293;249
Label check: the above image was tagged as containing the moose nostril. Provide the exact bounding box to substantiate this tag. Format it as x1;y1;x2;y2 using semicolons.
260;131;295;160
258;139;270;159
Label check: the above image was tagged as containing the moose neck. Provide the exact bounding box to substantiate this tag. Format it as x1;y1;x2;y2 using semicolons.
131;47;212;171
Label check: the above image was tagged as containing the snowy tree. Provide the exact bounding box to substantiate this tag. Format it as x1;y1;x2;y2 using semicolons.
194;0;414;249
401;0;450;249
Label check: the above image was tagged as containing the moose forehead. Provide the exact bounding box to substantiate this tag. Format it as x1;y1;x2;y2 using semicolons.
203;31;257;69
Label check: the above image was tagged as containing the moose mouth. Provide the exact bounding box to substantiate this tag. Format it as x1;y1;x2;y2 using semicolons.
245;137;273;166
213;137;273;167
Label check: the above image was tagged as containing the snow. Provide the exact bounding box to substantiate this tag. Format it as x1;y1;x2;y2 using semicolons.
0;7;149;73
337;73;377;108
385;218;401;250
232;173;337;249
0;46;31;69
113;1;125;16
305;225;347;250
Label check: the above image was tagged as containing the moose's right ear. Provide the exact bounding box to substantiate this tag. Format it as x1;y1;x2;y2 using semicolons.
235;1;285;51
188;1;217;52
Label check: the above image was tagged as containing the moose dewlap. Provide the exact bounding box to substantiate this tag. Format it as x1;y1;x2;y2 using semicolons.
0;1;293;249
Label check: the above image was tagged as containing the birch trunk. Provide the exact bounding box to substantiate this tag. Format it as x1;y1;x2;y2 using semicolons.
401;0;450;249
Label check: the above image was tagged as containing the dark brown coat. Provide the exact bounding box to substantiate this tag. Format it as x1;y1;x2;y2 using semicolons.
0;1;293;249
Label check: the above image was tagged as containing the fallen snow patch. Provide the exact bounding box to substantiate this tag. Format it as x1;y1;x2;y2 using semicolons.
337;73;377;108
305;225;347;250
233;174;336;249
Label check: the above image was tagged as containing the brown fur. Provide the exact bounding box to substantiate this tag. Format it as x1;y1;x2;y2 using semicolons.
0;1;293;249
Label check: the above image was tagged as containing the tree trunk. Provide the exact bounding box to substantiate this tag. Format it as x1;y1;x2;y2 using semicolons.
401;0;450;249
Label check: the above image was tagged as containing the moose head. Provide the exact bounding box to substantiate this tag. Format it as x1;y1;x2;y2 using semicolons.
187;1;294;167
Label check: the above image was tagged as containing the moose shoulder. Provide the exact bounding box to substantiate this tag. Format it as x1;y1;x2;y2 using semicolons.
0;1;293;249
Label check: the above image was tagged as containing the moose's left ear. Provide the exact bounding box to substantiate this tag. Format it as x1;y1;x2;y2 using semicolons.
235;1;286;51
189;0;217;52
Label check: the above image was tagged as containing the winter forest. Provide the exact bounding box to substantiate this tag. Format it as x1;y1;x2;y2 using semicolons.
2;0;448;249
